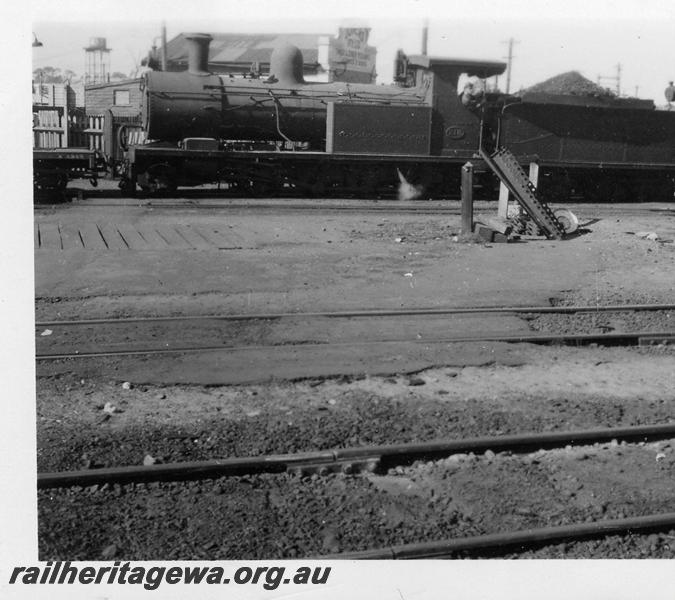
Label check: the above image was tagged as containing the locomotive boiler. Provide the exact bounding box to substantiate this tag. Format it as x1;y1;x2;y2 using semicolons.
119;33;675;201
142;35;428;146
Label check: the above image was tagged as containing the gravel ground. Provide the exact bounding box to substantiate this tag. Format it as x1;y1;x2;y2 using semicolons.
38;440;675;560
527;309;675;335
36;344;675;473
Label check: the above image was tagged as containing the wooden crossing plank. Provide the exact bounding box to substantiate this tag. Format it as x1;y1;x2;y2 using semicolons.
154;226;193;249
58;223;85;250
197;226;247;249
116;224;153;250
193;227;230;248
98;224;130;250
135;226;171;250
38;223;62;250
174;225;214;250
34;222;251;251
78;223;108;250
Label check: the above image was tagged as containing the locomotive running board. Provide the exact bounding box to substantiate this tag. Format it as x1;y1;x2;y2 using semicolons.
479;147;566;240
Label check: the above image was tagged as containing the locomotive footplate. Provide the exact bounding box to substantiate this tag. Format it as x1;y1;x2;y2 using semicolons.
122;146;482;198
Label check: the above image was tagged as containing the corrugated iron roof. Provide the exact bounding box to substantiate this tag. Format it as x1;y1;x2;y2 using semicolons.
166;33;326;66
84;78;143;91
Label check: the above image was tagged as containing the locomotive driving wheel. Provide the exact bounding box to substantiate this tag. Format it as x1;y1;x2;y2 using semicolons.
138;163;178;194
293;165;327;197
34;168;68;191
355;166;382;197
247;177;278;197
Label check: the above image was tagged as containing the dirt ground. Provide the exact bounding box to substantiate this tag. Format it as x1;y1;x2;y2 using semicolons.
35;200;675;320
33;198;675;559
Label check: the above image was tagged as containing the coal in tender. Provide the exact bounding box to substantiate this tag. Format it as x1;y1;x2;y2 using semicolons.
518;71;616;97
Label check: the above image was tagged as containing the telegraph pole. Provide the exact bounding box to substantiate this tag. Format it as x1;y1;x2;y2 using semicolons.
597;63;622;95
161;22;168;71
421;19;429;56
502;38;519;94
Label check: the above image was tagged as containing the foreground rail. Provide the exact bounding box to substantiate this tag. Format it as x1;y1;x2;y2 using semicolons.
324;512;675;559
38;422;675;488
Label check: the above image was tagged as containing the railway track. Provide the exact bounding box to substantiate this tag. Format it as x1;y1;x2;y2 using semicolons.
328;512;675;559
38;423;675;559
35;302;675;325
37;195;675;217
35;303;675;360
38;422;675;488
48;199;468;214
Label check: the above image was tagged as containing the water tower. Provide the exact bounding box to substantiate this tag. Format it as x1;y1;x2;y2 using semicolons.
84;37;111;84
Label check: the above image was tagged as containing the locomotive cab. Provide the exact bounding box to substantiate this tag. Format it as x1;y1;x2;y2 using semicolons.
403;54;506;156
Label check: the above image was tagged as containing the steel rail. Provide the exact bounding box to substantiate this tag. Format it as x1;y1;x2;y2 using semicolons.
34;302;675;327
120;203;463;212
34;330;675;360
44;199;675;219
45;200;466;212
38;421;675;489
323;512;675;559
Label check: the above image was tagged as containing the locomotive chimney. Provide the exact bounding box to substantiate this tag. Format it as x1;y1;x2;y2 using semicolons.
184;33;213;75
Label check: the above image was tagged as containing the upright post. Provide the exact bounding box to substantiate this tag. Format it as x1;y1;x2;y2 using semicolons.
528;161;539;187
63;106;69;148
104;109;114;165
498;160;538;219
161;22;168;71
497;182;510;218
461;162;474;234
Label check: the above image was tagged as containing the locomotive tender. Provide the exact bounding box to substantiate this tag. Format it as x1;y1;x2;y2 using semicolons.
119;33;675;201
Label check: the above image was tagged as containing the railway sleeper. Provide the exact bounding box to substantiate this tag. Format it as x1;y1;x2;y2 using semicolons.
288;458;381;478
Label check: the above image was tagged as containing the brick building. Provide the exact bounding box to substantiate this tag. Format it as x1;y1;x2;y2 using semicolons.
83;79;144;160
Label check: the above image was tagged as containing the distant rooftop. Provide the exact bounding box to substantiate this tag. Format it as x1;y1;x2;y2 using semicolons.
165;32;329;68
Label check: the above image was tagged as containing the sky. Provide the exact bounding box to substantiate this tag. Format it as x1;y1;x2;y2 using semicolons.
3;1;675;599
29;0;675;103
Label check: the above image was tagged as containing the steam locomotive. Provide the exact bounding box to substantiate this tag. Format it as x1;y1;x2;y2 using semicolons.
118;33;675;201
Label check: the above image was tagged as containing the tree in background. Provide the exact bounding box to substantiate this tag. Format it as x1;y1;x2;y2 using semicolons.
33;67;135;86
33;67;83;84
33;66;65;83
